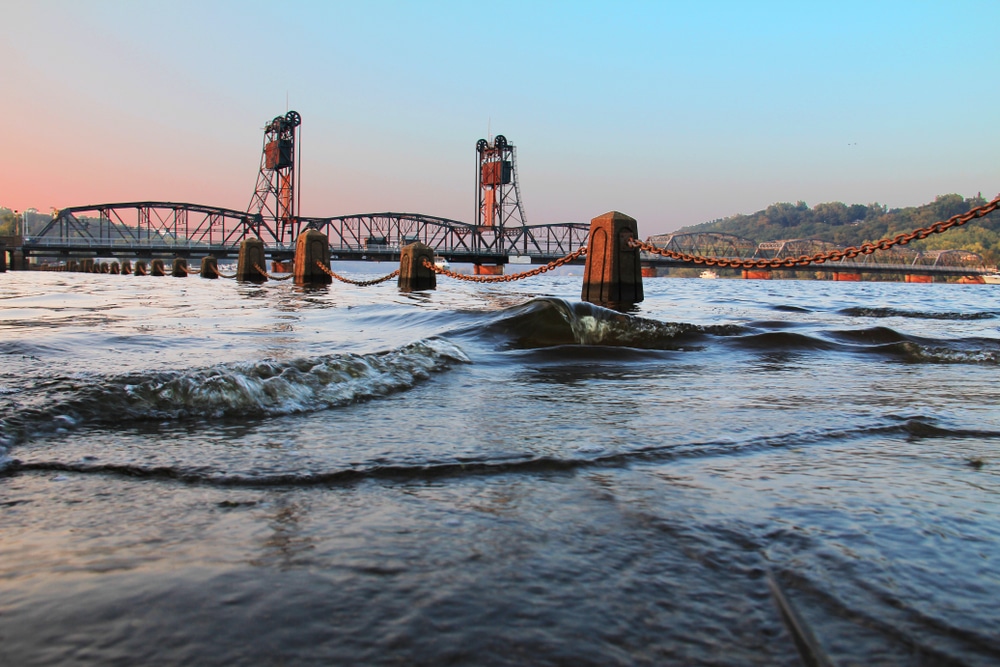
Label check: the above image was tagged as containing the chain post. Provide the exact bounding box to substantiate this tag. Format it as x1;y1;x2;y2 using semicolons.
582;211;643;306
399;242;437;291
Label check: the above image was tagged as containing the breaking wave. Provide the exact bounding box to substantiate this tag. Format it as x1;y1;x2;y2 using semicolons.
0;338;469;448
468;298;1000;365
472;297;744;349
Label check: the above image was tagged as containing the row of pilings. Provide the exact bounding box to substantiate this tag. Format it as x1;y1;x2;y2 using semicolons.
7;212;645;307
53;257;218;278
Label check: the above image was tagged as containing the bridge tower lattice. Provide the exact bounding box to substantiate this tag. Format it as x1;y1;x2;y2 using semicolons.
247;110;302;244
475;135;527;232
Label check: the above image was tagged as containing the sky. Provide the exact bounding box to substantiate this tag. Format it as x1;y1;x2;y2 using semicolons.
2;0;998;236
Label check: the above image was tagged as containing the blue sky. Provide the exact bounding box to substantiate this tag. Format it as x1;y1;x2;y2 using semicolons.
3;0;998;235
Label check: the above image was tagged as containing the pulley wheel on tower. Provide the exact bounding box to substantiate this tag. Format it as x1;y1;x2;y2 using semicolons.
477;139;488;152
285;110;301;127
494;135;507;149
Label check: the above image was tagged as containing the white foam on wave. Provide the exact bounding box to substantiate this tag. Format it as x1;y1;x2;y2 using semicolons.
115;337;471;420
1;338;470;437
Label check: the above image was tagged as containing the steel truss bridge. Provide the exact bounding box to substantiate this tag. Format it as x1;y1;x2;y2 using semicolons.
643;232;995;277
23;205;995;277
27;202;590;265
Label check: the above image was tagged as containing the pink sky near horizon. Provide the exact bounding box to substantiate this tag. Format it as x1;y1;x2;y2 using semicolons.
3;1;998;236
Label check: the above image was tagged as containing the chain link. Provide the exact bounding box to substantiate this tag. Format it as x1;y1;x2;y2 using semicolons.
630;195;1000;269
254;264;295;280
422;246;588;283
315;261;400;286
208;264;237;279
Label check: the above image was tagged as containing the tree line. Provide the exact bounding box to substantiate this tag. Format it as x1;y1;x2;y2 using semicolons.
677;194;1000;264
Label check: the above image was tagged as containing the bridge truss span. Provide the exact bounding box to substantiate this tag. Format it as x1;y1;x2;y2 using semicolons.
753;238;842;260
32;202;262;256
303;212;590;263
645;232;759;259
30;203;591;264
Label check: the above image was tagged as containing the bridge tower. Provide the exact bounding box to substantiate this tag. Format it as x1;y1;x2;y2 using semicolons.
475;135;527;232
247;110;302;244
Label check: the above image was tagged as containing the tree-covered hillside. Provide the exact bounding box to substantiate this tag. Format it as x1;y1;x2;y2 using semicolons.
675;194;1000;264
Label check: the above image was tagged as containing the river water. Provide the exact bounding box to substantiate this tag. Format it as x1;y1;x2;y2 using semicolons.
0;266;998;666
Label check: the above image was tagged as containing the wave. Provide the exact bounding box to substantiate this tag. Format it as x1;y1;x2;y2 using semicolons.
826;327;1000;364
839;306;997;321
7;416;994;486
0;338;469;448
453;298;1000;365
470;297;745;349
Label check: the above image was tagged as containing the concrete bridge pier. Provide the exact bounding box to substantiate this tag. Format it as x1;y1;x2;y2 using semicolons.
151;259;166;276
398;242;436;291
0;243;6;272
474;264;503;276
134;261;147;276
171;258;188;277
581;211;643;306
120;260;132;274
8;250;27;271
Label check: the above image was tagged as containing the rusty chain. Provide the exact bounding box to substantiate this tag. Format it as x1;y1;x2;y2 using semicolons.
315;261;400;286
630;195;1000;269
208;264;237;279
422;246;588;283
254;264;295;280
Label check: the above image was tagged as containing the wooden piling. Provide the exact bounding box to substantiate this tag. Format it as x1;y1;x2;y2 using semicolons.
293;229;332;285
236;238;267;282
171;258;188;277
581;211;643;306
200;256;219;279
398;242;436;291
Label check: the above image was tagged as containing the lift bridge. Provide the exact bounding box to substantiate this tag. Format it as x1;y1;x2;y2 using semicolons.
22;112;995;277
26;113;590;267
